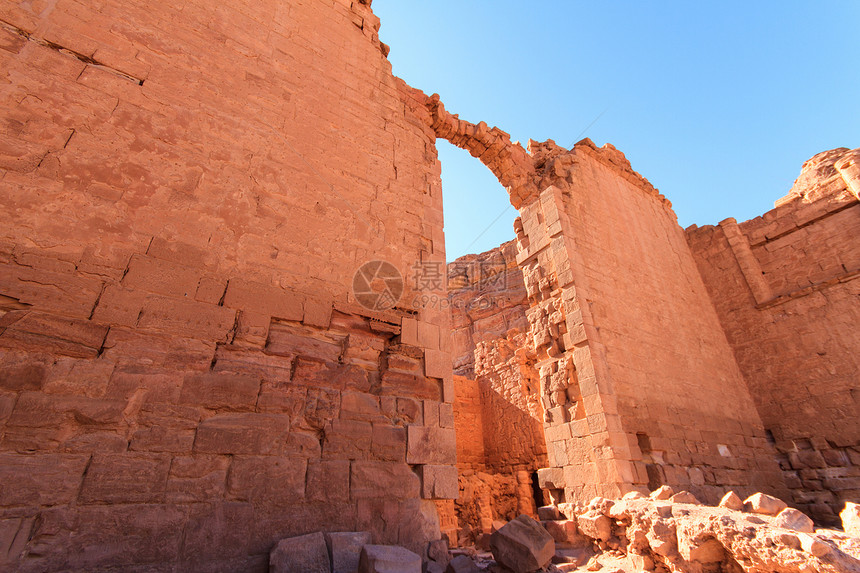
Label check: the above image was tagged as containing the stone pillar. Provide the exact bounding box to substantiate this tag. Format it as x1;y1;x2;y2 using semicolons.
517;185;635;503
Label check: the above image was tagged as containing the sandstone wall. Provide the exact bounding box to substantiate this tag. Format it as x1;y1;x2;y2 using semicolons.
687;147;860;524
543;141;786;505
0;1;455;570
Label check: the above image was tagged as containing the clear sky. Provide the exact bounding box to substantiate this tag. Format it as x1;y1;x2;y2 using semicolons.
373;1;860;261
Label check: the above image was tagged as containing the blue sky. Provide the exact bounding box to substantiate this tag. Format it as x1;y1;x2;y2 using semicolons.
373;1;860;261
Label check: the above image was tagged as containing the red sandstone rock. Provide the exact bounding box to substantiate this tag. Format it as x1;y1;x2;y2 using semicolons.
744;492;789;516
773;508;815;533
650;485;675;501
719;491;744;511
490;514;555;572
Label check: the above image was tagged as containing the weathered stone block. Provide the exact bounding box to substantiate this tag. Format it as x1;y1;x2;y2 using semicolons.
325;531;372;573
121;254;200;297
406;425;456;465
371;423;406;461
270;532;330;573
223;278;303;321
194;413;291;455
577;512;611;542
137;295;236;341
166;455;230;503
350;461;420;500
419;464;458;500
226;456;307;503
490;514;555;573
323;419;372;460
178;372;261;411
358;544;422;573
0;453;89;506
380;371;441;401
79;453;172;503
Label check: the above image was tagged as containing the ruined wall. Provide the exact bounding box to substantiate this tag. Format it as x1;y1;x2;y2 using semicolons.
447;243;546;542
422;97;787;509
687;147;860;524
540;141;786;505
0;1;456;570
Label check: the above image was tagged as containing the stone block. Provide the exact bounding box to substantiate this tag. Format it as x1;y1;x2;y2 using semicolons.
226;456;307;503
137;294;236;341
194;413;291;455
307;460;351;503
79;453;172;503
538;467;565;490
577;512;611;542
350;461;420;500
671;491;701;505
223;278;303;321
380;371;441;401
270;532;330;573
371;424;406;461
0;453;89;506
267;325;343;362
424;349;452;380
0;361;47;391
358;544;422;573
179;372;261;411
304;297;333;329
180;502;255;562
294;359;370;392
419;464;458;500
407;425;456;465
121;254;200;297
401;317;419;346
323;419;372;460
490;514;555;573
325;531;372;573
166;455;230;503
446;554;479;573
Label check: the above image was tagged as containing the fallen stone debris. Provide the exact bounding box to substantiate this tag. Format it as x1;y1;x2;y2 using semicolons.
269;490;859;573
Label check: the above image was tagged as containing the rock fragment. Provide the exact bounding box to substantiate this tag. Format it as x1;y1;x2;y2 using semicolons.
743;492;788;516
446;554;479;573
773;508;815;533
650;485;674;500
670;491;701;505
490;514;555;572
718;491;744;511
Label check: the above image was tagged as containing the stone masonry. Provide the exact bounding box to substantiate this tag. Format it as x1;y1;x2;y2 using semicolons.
424;93;790;508
447;241;548;542
0;1;455;570
687;147;860;524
